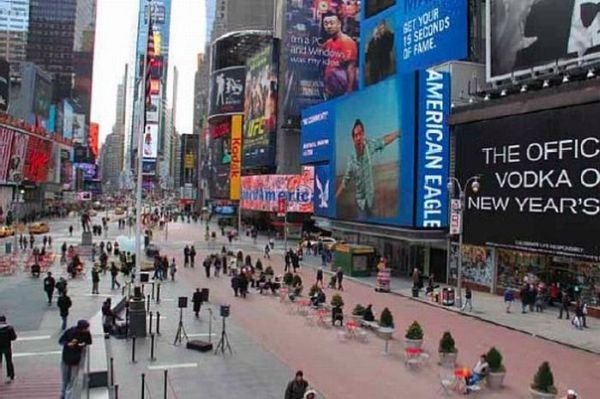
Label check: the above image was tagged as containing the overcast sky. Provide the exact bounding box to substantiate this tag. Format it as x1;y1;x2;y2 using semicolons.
91;0;206;144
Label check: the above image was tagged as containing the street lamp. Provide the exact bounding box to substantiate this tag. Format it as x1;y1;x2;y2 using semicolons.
447;175;480;309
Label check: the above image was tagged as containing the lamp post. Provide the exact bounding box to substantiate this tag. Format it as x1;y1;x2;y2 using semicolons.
447;175;480;309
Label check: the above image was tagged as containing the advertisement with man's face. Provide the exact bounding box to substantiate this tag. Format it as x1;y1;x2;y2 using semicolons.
487;0;600;81
334;76;414;225
363;12;396;86
455;102;600;260
283;0;361;118
143;123;158;159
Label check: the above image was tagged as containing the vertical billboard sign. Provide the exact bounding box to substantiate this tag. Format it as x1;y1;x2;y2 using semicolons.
229;115;242;200
73;113;86;144
363;10;396;87
208;66;246;117
25;136;52;183
8;132;28;183
283;0;361;118
147;95;160;123
314;163;334;217
143;124;159;159
300;101;335;164
0;127;14;183
0;59;9;112
243;43;279;167
334;76;415;226
63;100;74;139
398;0;468;73
89;122;99;158
33;74;52;118
415;69;450;228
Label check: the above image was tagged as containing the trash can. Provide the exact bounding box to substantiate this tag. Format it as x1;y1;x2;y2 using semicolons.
412;286;419;298
442;288;455;306
5;242;12;254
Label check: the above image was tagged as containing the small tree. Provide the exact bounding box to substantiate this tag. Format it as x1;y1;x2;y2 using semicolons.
330;293;344;308
255;259;263;271
405;321;424;340
531;362;556;394
438;331;457;353
379;307;394;328
487;347;505;372
309;284;320;297
292;274;303;287
352;304;366;316
283;272;294;286
236;251;244;262
264;265;274;276
244;254;252;266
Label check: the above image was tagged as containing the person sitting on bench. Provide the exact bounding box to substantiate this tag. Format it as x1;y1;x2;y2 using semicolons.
363;304;375;322
310;288;326;308
466;354;489;386
31;262;41;278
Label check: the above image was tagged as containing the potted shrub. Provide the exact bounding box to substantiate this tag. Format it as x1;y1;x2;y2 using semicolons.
404;321;424;349
529;362;557;399
309;284;320;298
292;274;303;288
264;265;274;277
330;294;344;327
255;260;263;272
283;272;294;287
486;347;506;389
330;293;344;308
378;307;395;340
438;331;458;367
352;304;365;322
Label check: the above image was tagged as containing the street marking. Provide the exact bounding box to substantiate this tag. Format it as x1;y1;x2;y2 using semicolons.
14;350;61;358
147;315;167;319
16;335;52;342
187;333;216;337
80;294;120;298
147;363;197;370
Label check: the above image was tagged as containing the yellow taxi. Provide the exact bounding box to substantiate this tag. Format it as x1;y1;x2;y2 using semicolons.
28;222;50;234
0;226;15;238
114;207;125;216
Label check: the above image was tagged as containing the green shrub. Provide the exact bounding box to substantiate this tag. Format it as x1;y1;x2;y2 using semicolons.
352;304;366;316
283;272;294;286
531;362;556;394
405;321;424;340
487;347;505;372
330;293;344;308
255;260;263;271
379;307;394;328
309;284;320;297
236;251;244;262
292;274;303;287
264;265;274;276
438;331;457;353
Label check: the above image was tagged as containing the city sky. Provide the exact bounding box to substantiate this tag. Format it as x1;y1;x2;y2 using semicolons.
91;0;206;145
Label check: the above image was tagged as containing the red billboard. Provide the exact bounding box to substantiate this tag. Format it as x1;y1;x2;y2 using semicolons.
89;122;99;158
24;135;52;183
0;126;14;183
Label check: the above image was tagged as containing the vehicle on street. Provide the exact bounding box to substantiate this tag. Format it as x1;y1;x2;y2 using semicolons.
28;222;50;234
0;226;15;237
114;207;125;215
301;236;338;250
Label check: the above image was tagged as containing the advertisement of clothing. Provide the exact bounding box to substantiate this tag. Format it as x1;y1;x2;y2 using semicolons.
300;101;335;164
143;123;158;159
282;0;361;118
455;102;600;260
398;0;468;73
243;43;279;167
7;131;28;184
449;244;494;288
487;0;600;81
0;127;15;183
363;10;396;86
314;163;334;217
72;113;86;144
0;59;9;112
209;66;246;118
146;95;160;123
334;76;415;226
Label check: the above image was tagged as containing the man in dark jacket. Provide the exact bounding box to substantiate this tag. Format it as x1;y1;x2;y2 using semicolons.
59;320;92;399
0;315;17;382
285;370;308;399
91;267;100;294
192;289;203;317
43;272;56;305
190;246;197;268
57;293;72;331
183;245;190;267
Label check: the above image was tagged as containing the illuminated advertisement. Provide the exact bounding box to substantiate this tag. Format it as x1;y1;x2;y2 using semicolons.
147;95;160;123
314;163;334;217
89;122;99;158
143;124;158;159
0;127;14;183
73;113;86;144
7;131;28;183
33;73;52;118
73;163;97;180
63;100;74;139
142;160;156;175
363;10;396;86
300;101;335;164
209;66;246;117
283;0;361;118
243;43;279;167
230;115;242;200
241;167;315;213
24;135;52;183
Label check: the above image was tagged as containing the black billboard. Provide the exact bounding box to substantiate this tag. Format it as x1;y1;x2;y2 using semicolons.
208;66;246;118
0;59;9;112
456;103;600;260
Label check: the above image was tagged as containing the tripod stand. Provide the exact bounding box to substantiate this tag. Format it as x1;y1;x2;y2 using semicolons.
214;316;232;355
173;308;188;346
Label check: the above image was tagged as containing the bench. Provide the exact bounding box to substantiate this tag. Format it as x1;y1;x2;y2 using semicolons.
359;319;380;330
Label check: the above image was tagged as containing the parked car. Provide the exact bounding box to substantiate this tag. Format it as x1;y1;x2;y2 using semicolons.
0;226;15;238
28;222;50;234
302;236;338;250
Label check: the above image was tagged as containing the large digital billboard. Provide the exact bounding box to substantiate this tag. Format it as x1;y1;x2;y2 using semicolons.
73;113;86;144
243;43;278;167
7;131;28;183
334;76;415;226
209;66;246;118
0;126;14;183
301;101;335;164
314;163;334;217
363;11;396;86
63;100;74;139
487;0;600;82
455;102;600;260
143;124;158;159
283;0;361;118
398;0;468;73
33;73;52;118
241;167;315;213
0;59;9;112
24;135;52;183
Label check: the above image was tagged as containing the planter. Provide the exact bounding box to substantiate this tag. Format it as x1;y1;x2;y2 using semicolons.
351;314;363;323
529;387;557;399
438;351;458;367
404;338;423;350
486;371;505;390
378;327;395;340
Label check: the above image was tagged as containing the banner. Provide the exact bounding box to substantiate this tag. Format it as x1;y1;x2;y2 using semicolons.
283;0;361;118
73;113;86;144
243;43;278;167
143;123;158;159
363;11;396;87
314;163;334;217
415;69;450;228
63;100;74;139
301;101;335;164
24;135;52;183
398;0;468;73
147;95;160;123
229;115;242;200
487;0;600;82
241;168;315;213
7;132;28;183
208;66;246;118
455;102;600;260
0;126;14;183
89;122;99;158
0;59;9;112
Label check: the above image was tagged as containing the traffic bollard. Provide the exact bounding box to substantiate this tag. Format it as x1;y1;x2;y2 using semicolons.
151;282;155;300
148;311;153;335
156;311;161;335
163;369;168;399
110;357;114;386
146;295;150;312
131;336;136;363
114;384;119;399
156;283;161;303
150;333;156;361
141;373;145;399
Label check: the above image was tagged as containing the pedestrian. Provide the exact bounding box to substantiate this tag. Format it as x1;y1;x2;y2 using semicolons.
336;267;344;291
462;286;473;312
192;288;203;317
57;293;72;331
68;225;73;236
558;289;570;320
285;370;309;399
0;314;18;384
264;244;270;259
183;245;190;267
572;300;584;330
412;267;421;289
110;262;120;290
316;267;324;287
214;256;222;277
56;277;68;296
231;272;240;297
562;389;579;399
190;246;196;268
43;236;47;247
59;320;92;399
61;242;68;263
203;257;211;278
48;236;52;247
91;267;100;294
170;258;177;281
503;288;514;313
520;284;529;314
43;271;56;305
91;245;96;263
284;251;291;272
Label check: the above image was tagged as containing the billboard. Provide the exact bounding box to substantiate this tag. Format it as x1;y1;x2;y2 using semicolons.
74;163;97;180
0;59;9;112
455;102;600;260
241;167;315;213
89;122;99;158
24;135;52;183
208;66;246;117
398;0;468;73
33;73;52;118
243;43;278;167
142;160;156;175
73;113;86;144
0;126;14;183
60;149;73;187
210;165;230;199
365;0;395;19
230;115;242;200
7;131;28;183
283;0;361;118
143;123;158;159
314;163;334;217
301;101;335;164
147;95;160;123
363;10;396;86
415;69;450;228
486;0;600;81
63;100;74;139
334;76;415;226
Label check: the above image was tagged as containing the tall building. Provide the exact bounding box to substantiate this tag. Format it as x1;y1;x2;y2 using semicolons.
100;131;123;191
0;0;29;79
192;53;205;135
209;0;273;40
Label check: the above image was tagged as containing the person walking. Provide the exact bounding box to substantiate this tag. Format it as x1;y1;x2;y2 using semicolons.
110;262;121;290
192;288;203;318
558;289;570;320
264;244;271;259
285;370;309;399
0;315;17;383
91;267;100;295
520;284;529;314
59;320;92;399
284;251;291;273
170;258;177;281
190;246;196;268
68;225;73;237
316;267;324;288
503;288;514;313
183;245;190;267
57;293;72;331
336;267;344;291
43;272;56;305
56;277;68;297
462;286;473;312
203;257;211;279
